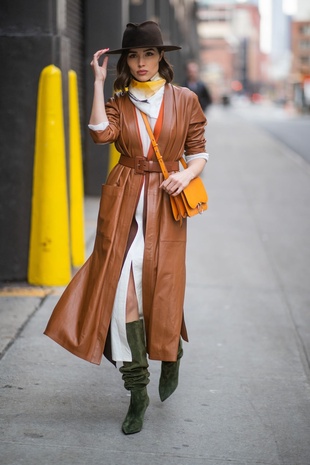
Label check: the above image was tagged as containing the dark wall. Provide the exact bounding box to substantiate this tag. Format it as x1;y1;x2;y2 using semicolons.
83;0;129;196
0;0;198;282
0;0;79;281
0;1;63;281
130;0;155;23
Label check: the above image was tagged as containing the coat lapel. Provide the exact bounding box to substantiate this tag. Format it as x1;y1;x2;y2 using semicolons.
158;85;178;161
123;93;144;156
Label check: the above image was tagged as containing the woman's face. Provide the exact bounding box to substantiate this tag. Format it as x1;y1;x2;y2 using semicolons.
127;47;163;81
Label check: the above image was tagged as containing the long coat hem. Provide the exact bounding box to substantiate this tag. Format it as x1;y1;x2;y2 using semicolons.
43;331;102;365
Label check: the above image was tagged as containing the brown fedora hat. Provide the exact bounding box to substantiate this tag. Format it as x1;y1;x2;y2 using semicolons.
105;21;181;54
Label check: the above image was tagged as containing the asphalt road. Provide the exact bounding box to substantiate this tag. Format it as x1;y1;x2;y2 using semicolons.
232;100;310;163
258;116;310;164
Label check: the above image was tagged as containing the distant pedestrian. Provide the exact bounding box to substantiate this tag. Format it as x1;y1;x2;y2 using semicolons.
44;21;208;435
183;61;212;112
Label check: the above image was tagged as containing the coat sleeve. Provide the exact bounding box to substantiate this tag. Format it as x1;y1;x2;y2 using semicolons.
184;92;207;156
88;95;121;144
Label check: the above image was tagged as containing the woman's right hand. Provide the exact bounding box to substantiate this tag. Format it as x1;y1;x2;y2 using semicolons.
90;48;109;82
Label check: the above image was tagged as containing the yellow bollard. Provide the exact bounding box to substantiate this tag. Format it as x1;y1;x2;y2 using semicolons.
108;143;120;174
28;65;71;286
68;70;85;267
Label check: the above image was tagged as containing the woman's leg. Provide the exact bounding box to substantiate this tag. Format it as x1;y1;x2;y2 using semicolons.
125;267;139;322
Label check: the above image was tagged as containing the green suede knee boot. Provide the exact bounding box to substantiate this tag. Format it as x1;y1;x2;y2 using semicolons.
159;339;183;402
119;320;150;434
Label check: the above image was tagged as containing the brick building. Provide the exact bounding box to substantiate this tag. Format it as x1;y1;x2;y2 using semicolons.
290;21;310;110
196;1;263;103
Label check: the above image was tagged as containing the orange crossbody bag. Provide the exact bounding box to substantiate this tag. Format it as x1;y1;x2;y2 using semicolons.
140;111;208;224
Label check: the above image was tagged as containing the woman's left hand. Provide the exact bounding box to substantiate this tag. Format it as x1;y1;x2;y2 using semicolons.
160;170;193;197
160;158;206;196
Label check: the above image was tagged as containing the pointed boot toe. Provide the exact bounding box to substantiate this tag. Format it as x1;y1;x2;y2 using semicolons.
159;340;183;402
159;360;180;402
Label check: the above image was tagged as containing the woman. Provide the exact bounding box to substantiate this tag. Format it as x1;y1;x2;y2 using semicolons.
44;21;208;435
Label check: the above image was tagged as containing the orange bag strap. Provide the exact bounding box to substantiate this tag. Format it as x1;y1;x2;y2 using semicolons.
179;157;187;169
140;111;170;180
141;110;188;176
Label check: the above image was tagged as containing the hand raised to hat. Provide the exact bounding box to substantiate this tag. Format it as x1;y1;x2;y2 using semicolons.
89;48;110;126
90;49;109;82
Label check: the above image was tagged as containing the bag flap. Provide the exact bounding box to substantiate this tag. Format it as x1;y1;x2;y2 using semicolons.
183;177;208;208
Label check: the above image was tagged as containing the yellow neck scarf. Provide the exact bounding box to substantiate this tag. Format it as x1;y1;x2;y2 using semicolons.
129;75;166;100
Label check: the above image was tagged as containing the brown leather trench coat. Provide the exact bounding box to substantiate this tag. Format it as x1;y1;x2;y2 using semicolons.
44;84;207;365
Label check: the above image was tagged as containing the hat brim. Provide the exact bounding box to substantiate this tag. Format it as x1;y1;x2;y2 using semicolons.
105;45;181;55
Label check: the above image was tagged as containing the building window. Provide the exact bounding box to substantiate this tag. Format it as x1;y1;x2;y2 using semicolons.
300;56;310;65
299;39;310;50
299;24;310;35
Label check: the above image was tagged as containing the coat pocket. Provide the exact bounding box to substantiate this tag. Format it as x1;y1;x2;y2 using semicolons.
96;183;124;240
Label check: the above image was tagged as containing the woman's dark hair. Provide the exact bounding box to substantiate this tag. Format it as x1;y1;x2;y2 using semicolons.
113;48;174;92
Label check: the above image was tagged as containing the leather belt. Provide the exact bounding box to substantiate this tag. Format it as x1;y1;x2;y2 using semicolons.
119;155;179;175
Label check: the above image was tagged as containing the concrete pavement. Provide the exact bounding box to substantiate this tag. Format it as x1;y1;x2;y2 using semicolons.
1;104;310;465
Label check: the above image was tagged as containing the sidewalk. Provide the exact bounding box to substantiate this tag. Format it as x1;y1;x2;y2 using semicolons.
1;105;310;465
